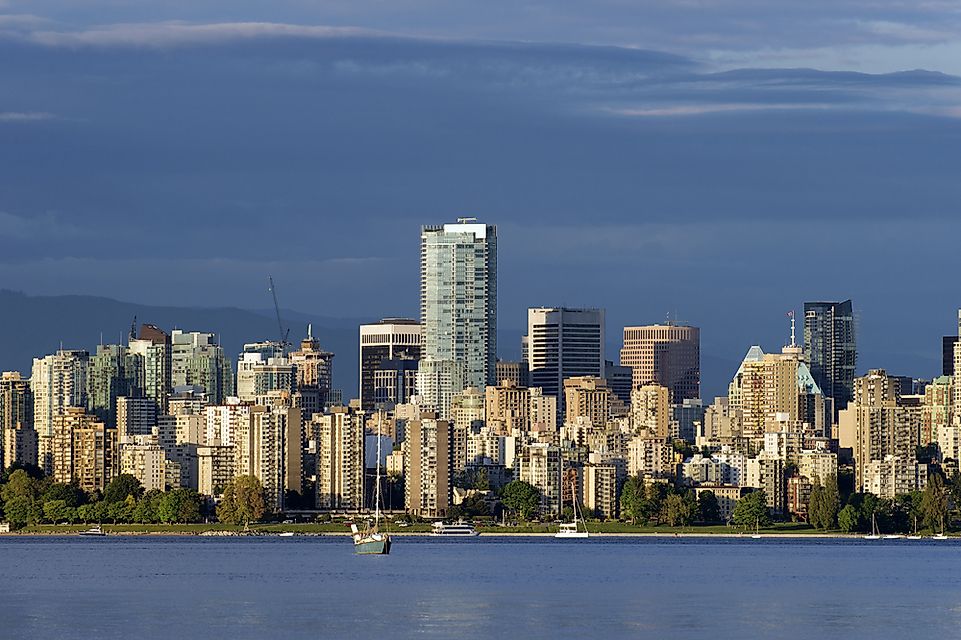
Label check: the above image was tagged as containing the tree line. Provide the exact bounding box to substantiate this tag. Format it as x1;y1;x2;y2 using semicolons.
0;464;270;529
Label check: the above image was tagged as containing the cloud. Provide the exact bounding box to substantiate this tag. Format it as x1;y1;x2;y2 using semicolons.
19;21;380;48
0;111;56;121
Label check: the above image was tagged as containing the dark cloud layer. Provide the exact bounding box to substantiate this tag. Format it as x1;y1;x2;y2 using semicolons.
0;22;960;394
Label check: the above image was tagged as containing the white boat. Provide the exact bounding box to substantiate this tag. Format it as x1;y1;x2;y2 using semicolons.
431;521;479;536
933;533;949;540
883;534;902;540
277;531;295;537
79;525;106;537
864;514;881;540
750;517;762;539
555;479;589;539
906;517;922;540
906;535;922;540
352;426;391;555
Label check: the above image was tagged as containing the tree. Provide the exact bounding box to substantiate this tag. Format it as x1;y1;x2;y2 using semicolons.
43;499;72;524
697;490;722;523
1;462;44;483
500;480;541;521
838;504;859;533
42;482;87;508
159;489;203;524
217;476;267;525
921;473;949;533
732;490;770;528
665;493;695;527
104;474;144;504
4;496;33;528
821;474;840;530
808;479;825;528
619;476;645;525
2;469;41;503
133;491;160;524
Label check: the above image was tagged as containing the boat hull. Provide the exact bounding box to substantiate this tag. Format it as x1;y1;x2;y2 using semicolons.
555;532;589;539
354;537;391;555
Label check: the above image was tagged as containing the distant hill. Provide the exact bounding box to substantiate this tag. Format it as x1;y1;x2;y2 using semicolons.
0;290;363;397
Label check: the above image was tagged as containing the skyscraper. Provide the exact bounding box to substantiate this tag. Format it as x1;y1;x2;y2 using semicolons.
803;300;856;414
129;323;172;414
527;307;605;420
87;344;141;428
289;326;334;421
170;330;233;404
620;323;700;401
31;349;89;473
358;318;421;411
1;371;33;469
420;219;497;390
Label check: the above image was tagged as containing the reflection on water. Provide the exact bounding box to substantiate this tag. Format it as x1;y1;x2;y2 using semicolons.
1;536;960;639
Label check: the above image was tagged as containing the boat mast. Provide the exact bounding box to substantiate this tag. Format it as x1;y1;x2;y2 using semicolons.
374;419;383;526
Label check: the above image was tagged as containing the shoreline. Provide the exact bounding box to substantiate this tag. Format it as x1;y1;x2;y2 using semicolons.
0;528;949;540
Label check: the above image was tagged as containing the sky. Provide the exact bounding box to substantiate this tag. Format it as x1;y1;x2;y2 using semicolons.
2;1;961;394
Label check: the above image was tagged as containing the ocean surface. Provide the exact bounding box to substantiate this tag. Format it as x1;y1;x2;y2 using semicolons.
2;535;960;639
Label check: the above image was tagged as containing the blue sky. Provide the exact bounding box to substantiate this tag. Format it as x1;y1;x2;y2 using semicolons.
1;1;960;394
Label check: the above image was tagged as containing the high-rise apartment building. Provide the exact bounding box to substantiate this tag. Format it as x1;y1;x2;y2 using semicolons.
451;387;484;473
563;376;613;427
527;307;605;420
129;324;172;413
313;406;365;510
839;369;921;492
232;405;301;511
4;423;38;468
421;219;497;389
51;407;117;493
236;341;286;401
32;349;89;473
630;384;670;438
170;330;233;404
804;300;856;415
495;360;529;388
87;344;141;428
404;414;452;518
116;396;158;437
415;358;466;420
620;323;700;401
1;372;33;468
119;434;169;491
517;443;563;518
359;318;421;411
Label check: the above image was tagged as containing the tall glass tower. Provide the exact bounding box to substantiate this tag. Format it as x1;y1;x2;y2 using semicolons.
803;300;856;415
420;219;497;391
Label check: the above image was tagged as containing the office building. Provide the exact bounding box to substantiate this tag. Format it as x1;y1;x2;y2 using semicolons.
359;318;421;411
527;307;605;420
620;323;700;401
495;360;529;388
421;219;497;389
372;358;419;408
804;300;856;414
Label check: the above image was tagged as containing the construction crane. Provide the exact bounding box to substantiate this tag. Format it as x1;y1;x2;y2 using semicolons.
268;276;291;356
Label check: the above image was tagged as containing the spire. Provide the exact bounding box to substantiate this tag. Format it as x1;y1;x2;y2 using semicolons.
308;323;312;339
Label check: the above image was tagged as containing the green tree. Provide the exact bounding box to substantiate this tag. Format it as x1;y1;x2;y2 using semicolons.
838;504;859;533
158;489;203;524
665;492;695;527
732;490;770;528
217;476;267;525
500;480;541;521
697;490;722;523
133;491;159;524
821;475;840;529
921;473;949;533
2;469;41;503
104;474;144;504
619;476;646;525
808;479;825;528
4;496;33;528
42;482;86;508
43;499;72;523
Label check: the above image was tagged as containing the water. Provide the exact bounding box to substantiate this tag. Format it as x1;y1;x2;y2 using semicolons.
2;536;960;639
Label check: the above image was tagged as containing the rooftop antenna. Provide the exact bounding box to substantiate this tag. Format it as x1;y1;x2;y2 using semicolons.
457;216;477;224
308;323;312;340
787;310;796;348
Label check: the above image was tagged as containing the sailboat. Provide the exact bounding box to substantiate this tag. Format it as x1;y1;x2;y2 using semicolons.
864;513;881;540
352;432;391;555
555;479;589;539
906;516;922;540
750;517;762;539
933;517;948;540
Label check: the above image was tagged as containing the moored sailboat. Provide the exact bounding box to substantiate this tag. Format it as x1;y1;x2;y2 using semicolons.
555;479;589;539
352;430;391;555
